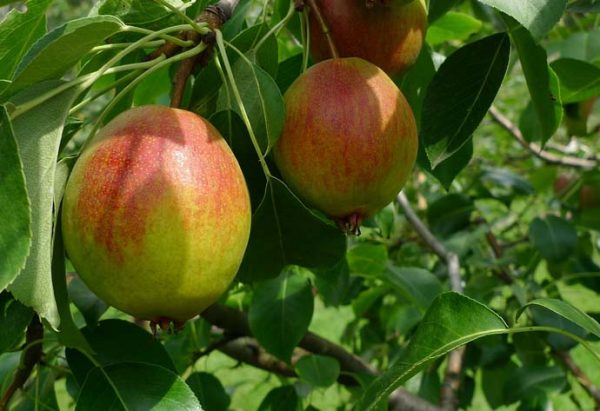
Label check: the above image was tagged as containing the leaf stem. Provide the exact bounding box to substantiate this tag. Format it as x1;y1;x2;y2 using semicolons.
305;0;338;58
69;69;142;115
90;39;168;53
255;0;296;51
80;42;208;153
215;30;272;178
152;0;207;33
125;24;205;46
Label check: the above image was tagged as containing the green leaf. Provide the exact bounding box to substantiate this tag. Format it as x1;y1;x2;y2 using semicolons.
7;82;81;328
428;0;461;23
186;372;230;411
210;110;266;210
568;0;600;12
346;243;388;277
0;106;31;290
66;319;176;386
295;355;340;387
426;194;474;237
237;177;346;282
68;275;109;327
0;0;52;81
51;220;92;352
248;266;314;362
426;12;482;46
258;386;300;411
217;57;284;153
504;366;566;404
504;16;562;145
417;138;473;190
478;0;567;38
422;33;509;168
517;298;600;339
76;362;201;411
13;368;59;411
551;58;600;104
529;216;577;263
384;266;444;311
96;0;183;27
546;29;600;63
7;16;124;96
0;292;32;354
358;293;508;411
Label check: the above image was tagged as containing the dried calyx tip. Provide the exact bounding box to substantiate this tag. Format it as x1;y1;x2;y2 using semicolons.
336;213;363;236
149;317;186;336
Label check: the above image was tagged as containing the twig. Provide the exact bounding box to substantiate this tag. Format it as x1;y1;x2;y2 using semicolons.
397;192;464;411
306;0;339;58
474;217;514;285
202;304;441;411
554;350;600;408
397;192;462;293
488;106;597;169
0;316;43;411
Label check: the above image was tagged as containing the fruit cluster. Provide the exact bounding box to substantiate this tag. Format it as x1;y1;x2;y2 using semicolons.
61;0;427;323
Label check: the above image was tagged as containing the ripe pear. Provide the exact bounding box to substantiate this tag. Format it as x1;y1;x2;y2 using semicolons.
62;106;251;323
273;57;418;233
309;0;427;75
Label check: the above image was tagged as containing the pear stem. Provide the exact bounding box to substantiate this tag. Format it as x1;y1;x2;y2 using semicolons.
306;0;339;59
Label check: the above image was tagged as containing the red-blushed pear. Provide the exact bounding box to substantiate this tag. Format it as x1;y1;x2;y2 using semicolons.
273;57;418;234
309;0;427;76
580;184;600;210
62;106;251;325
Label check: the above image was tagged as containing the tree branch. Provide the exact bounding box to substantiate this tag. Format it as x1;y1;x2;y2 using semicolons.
488;106;597;169
554;349;600;407
397;192;464;411
0;315;43;411
202;304;440;411
305;0;339;58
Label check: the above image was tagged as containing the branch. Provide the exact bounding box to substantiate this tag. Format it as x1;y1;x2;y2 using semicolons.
202;304;440;411
397;192;462;293
305;0;339;58
488;106;597;169
0;315;43;411
554;350;600;408
397;192;464;411
474;218;514;285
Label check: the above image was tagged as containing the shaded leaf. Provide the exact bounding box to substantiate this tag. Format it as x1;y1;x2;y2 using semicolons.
422;33;509;167
347;243;388;277
217;56;284;153
529;216;577;263
0;292;32;354
517;298;600;339
295;355;340;387
248;266;314;362
427;194;474;237
504;15;562;145
358;293;508;411
258;386;300;411
0;0;52;81
76;362;201;411
384;266;443;311
504;366;566;404
66;319;176;386
68;275;109;327
237;177;346;282
0;106;31;290
186;372;230;411
551;58;600;104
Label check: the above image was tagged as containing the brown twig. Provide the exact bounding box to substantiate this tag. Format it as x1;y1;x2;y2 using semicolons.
306;0;339;58
488;106;597;169
474;217;514;285
554;350;600;408
397;192;464;411
0;316;43;411
202;304;441;411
